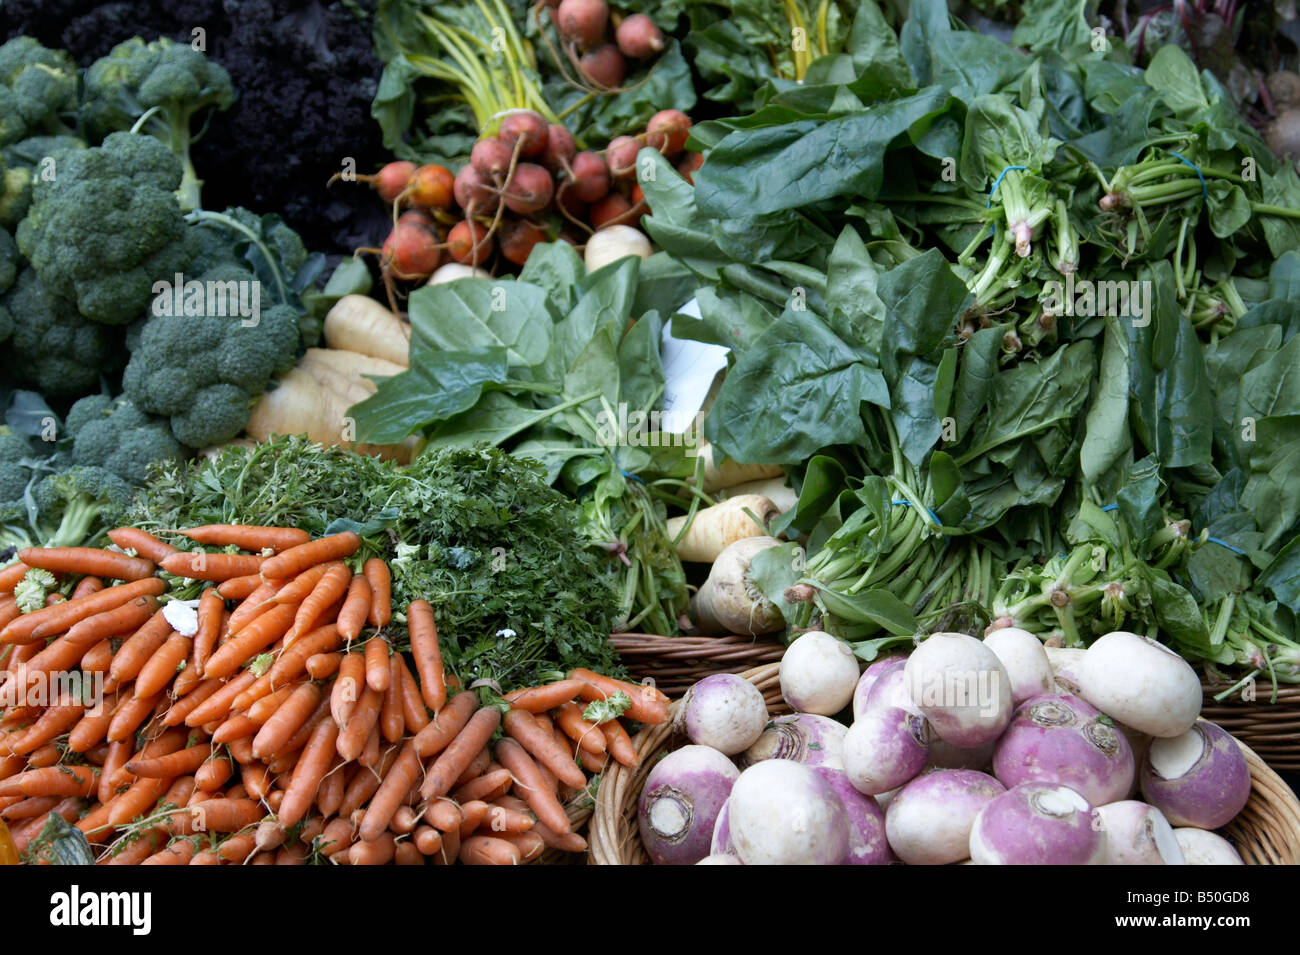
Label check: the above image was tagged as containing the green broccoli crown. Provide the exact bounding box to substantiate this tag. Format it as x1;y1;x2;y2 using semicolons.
0;228;16;294
1;268;123;396
0;427;36;502
122;262;302;449
15;132;195;326
67;394;186;485
0;37;79;148
31;464;133;549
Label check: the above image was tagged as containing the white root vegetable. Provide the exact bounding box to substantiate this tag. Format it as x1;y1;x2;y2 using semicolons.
682;673;768;755
904;632;1012;747
852;655;908;719
637;745;739;866
690;441;785;493
667;494;780;563
1139;721;1251;829
863;661;924;718
722;476;799;514
323;295;410;366
740;713;846;771
1044;646;1087;694
982;627;1053;705
689;536;786;636
969;783;1105;865
728;759;849;865
1174;828;1244;865
584;225;652;272
780;630;860;716
885;769;1005;865
428;262;491;284
1094;801;1185;865
843;706;930;795
1077;631;1201;738
814;767;894;865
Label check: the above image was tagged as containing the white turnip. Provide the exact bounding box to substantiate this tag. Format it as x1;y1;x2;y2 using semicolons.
710;799;735;856
992;694;1134;806
741;713;846;771
925;738;997;772
815;767;894;865
1044;646;1086;694
1077;631;1201;738
637;744;739;865
843;706;930;795
970;783;1105;865
1140;720;1251;829
583;224;652;272
781;630;860;716
1174;828;1244;865
1094;800;1185;865
728;760;849;865
982;627;1053;704
885;769;1005;865
904;632;1012;747
689;536;786;637
682;672;768;755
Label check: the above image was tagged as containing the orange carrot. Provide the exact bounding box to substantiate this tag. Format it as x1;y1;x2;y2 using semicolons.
278;716;339;827
317;818;355;859
247;684;299;724
207;832;257;864
236;623;340;711
192;588;224;676
161;551;265;582
422;798;463;834
134;631;192;699
411;690;477;760
494;829;546;862
503;709;587;789
0;765;98;798
260;532;361;580
337;574;371;642
6;702;84;757
413;825;442;856
452;767;514;804
362;558;391;628
194;755;233;792
79;638;114;674
456;746;491;786
315;757;346;816
336;685;383;762
601;717;639;767
358;739;421;841
275;693;331;759
106;692;163;744
420;705;499;800
306;651;342;679
331;651;366;727
125;745;210;779
480;804;535;835
339;744;400;817
18;546;155;582
252;682;321;760
569;667;671;725
407;600;445;712
0;562;29;593
183;671;258;728
109;607;173;685
185;797;266;833
225;580;282;635
363;636;390;692
179;524;311;552
286;562;350;643
71;576;105;599
216;574;261;600
203;603;296;680
394;655;429;734
380;656;404;743
142;840;197;865
67;691;121;753
2;577;166;646
98;740;133;803
504;678;586;714
457;799;491;837
554;701;607;755
107;527;178;564
460;834;521;865
495;738;571;834
348;832;396;866
432;824;461;865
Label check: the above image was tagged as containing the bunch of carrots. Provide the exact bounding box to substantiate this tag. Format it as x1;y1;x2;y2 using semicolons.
0;523;667;865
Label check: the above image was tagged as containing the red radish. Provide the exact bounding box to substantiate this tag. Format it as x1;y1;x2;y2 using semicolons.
498;219;549;265
676;151;704;183
406;164;455;209
454;164;499;214
447;220;494;266
615;13;664;59
471;138;514;178
606;135;640;179
502;162;554;215
568;151;610;202
499;111;549;158
556;0;609;49
382;221;441;280
542;124;576;173
646;109;692;157
579;44;626;89
353;160;415;204
590;192;633;229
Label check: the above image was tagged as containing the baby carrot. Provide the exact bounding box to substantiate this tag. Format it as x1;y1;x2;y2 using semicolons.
286;562;350;643
336;574;371;642
134;631;192;699
503;678;585;714
71;576;104;599
420;705;500;800
179;524;311;552
260;532;360;579
362;558;391;628
18;546;154;582
2;577;166;646
203;603;296;680
160;551;265;582
107;527;178;564
363;636;390;692
216;574;262;600
407;599;445;712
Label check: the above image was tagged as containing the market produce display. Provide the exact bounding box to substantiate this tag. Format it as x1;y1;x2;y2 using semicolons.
3;0;1300;867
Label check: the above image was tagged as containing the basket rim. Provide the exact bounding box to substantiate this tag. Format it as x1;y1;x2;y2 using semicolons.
590;663;1300;866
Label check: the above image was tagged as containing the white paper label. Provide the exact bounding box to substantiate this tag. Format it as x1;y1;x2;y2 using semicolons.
660;298;730;434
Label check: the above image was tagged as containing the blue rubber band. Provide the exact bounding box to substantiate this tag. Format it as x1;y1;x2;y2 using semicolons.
619;469;646;485
1101;503;1119;511
1167;151;1208;199
987;165;1029;238
1100;502;1245;555
891;499;944;528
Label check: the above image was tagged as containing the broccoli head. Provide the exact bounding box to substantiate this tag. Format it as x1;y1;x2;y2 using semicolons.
0;426;36;502
1;134;83;230
66;393;186;485
1;268;123;396
0;37;78;148
0;227;15;293
122;261;301;449
29;464;133;549
83;37;235;213
15;131;196;326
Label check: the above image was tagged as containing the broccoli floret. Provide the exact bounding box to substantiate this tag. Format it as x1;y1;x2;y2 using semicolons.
0;427;35;502
29;464;132;549
13;567;56;613
1;268;122;396
0;302;12;345
15;132;196;326
0;37;78;148
83;37;235;213
1;135;83;230
66;394;185;485
0;228;15;293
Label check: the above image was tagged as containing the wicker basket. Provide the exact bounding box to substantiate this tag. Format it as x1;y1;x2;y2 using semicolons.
611;633;785;703
590;663;1300;866
1201;678;1300;772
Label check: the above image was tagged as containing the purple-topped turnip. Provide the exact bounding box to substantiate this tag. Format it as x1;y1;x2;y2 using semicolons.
983;627;1053;704
740;713;846;771
885;769;1005;865
682;672;768;755
904;632;1012;747
852;654;907;719
992;694;1134;805
728;759;849;865
815;767;895;865
637;745;739;865
969;783;1105;865
864;663;923;717
1139;720;1251;829
843;706;931;795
